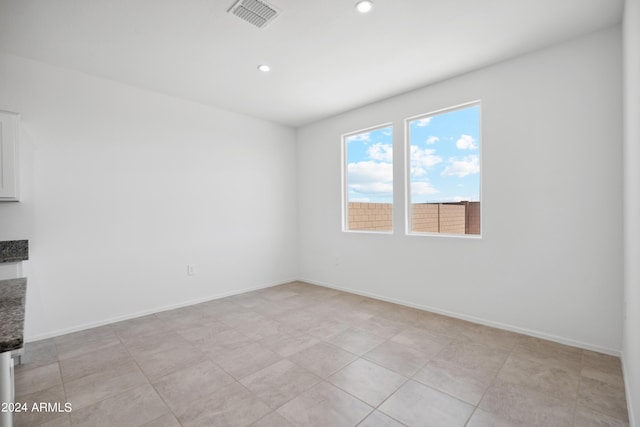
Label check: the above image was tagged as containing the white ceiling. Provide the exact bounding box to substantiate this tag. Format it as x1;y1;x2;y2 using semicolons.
0;0;624;127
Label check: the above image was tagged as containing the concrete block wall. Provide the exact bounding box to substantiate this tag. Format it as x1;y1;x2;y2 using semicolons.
466;201;481;234
411;204;440;232
347;202;393;231
435;204;466;234
348;202;480;234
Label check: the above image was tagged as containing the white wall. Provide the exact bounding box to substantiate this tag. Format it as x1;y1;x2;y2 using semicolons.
623;0;640;424
297;27;623;354
0;53;298;341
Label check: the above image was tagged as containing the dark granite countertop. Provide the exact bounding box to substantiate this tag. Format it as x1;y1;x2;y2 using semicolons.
0;278;26;353
0;240;28;263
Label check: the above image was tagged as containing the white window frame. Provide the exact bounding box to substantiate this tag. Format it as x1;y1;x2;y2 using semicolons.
404;100;482;238
341;123;394;234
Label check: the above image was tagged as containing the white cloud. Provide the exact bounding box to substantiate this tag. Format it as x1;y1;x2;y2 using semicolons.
411;181;439;196
426;136;439;144
348;161;392;183
348;161;393;197
410;145;442;177
368;143;393;162
350;182;393;195
347;132;371;143
456;134;478;150
414;117;432;127
441;155;480;177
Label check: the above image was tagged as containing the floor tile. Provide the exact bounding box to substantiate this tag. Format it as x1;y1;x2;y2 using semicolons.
429;340;509;370
363;340;432;377
27;414;72;427
250;411;296;427
379;380;474;427
389;326;449;358
120;329;189;357
355;315;407;339
110;314;167;340
193;328;254;355
378;305;424;325
331;307;375;325
252;299;305;317
413;340;507;405
497;351;580;401
466;408;518;427
153;359;236;416
15;282;631;427
326;291;368;308
214;308;269;328
440;317;484;341
513;335;583;358
275;310;321;332
133;343;208;381
193;298;244;317
212;341;283;380
357;410;405;427
478;378;574;427
413;341;509;405
58;342;130;382
64;359;148;409
15;339;58;371
578;376;629;422
328;359;406;407
140;413;182;427
172;318;231;341
413;310;459;334
582;350;625;386
264;333;320;358
54;326;121;361
235;318;300;342
288;342;358;378
458;324;519;351
155;305;214;329
177;381;271;427
69;384;170;427
512;335;583;375
240;359;321;409
326;327;387;355
277;382;373;427
12;385;70;427
14;362;62;397
260;288;299;301
300;318;350;341
574;406;630;426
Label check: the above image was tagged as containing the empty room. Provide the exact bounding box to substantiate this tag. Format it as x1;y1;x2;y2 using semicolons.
0;0;639;426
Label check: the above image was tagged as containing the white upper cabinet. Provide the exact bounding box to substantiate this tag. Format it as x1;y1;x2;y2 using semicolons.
0;111;20;201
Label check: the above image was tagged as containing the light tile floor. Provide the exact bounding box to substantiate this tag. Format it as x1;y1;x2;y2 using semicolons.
13;281;629;426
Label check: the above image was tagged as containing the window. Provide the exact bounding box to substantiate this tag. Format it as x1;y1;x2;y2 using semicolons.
343;124;393;232
406;102;481;235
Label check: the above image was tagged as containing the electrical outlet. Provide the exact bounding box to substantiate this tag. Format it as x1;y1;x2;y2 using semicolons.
187;264;196;276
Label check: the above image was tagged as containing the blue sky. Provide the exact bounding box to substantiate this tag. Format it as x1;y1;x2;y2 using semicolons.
345;104;480;204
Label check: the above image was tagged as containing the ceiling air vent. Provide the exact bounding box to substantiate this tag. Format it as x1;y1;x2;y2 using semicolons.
228;0;280;29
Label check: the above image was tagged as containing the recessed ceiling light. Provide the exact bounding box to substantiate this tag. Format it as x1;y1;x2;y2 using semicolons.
355;0;373;13
257;64;271;72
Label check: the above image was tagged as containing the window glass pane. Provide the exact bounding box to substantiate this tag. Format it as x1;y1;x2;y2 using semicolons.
344;125;393;232
408;103;481;235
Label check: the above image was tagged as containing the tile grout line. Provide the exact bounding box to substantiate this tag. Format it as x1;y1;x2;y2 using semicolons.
571;349;586;426
16;283;630;427
464;335;518;425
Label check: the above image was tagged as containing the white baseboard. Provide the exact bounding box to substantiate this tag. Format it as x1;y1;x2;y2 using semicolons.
26;276;621;357
24;277;297;343
301;277;621;356
621;352;636;427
